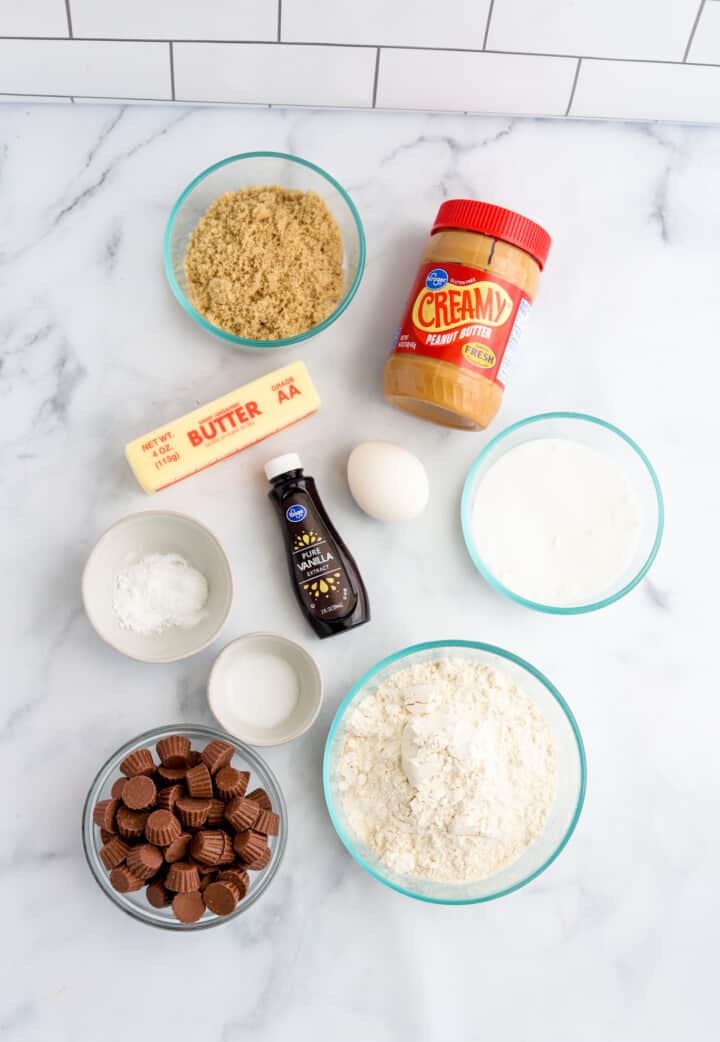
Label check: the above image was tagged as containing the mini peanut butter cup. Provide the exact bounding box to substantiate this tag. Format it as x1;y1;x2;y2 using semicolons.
254;810;280;837
217;832;235;865
100;828;114;845
190;830;225;866
157;784;184;812
232;829;267;864
99;836;130;870
146;880;172;909
185;763;213;799
176;797;211;829
186;750;201;767
116;806;150;840
244;846;272;871
246;788;272;811
165;860;201;893
145;809;182;846
217;868;249;900
110;778;127;799
156;735;191;769
93;798;120;833
215;767;249;801
172;890;205;923
122;774;157;811
203;879;240;916
164;833;192;863
126;843;164;880
157;764;187;783
224;796;260;832
201;739;234;774
119;748;155;778
206;798;226;827
109;864;145;893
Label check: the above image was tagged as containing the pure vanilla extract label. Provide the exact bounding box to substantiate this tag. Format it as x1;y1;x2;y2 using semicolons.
284;496;357;620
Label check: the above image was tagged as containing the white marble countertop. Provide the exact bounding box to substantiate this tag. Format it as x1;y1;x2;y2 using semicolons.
2;103;717;1042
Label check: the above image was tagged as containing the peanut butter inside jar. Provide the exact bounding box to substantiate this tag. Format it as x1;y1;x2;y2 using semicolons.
384;200;550;431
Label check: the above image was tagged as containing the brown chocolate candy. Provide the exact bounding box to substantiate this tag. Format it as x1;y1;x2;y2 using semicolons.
217;868;249;900
100;828;114;845
232;829;267;864
186;750;201;767
99;836;130;870
172;890;205;923
110;778;127;800
119;748;155;778
201;739;234;774
246;788;272;811
254;810;280;837
176;797;211;829
203;879;240;916
157;784;184;812
217;832;235;865
224;796;260;832
189;830;225;866
126;843;164;880
145;809;182;846
206;798;226;827
93;798;120;833
244;846;272;871
164;833;192;863
185;763;213;799
146;881;172;909
157;764;187;783
115;806;149;840
156;735;191;769
215;767;249;801
109;865;145;893
165;860;201;893
122;774;157;811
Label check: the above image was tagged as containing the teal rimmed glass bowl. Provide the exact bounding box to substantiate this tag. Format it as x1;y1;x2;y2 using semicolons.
461;412;664;614
163;151;365;349
323;640;586;904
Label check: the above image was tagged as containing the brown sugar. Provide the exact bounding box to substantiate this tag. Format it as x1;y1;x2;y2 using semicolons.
183;186;345;340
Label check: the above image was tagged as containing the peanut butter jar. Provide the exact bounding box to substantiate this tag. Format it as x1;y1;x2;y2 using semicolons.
384;200;551;431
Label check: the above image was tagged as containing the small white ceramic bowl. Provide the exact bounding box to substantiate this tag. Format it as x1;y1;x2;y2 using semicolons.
82;511;233;663
208;632;322;746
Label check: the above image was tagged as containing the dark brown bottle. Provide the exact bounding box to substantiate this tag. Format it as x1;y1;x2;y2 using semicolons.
265;453;370;638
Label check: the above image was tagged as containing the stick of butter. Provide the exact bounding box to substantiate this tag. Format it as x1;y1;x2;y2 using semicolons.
125;361;321;493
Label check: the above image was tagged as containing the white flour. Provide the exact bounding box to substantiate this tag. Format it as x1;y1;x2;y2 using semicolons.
337;658;558;882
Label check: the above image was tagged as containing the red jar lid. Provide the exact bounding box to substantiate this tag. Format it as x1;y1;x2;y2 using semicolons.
432;199;551;270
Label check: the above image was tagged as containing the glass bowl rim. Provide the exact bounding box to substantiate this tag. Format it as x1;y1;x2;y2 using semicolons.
460;411;665;615
82;722;288;930
163;150;367;349
322;638;587;905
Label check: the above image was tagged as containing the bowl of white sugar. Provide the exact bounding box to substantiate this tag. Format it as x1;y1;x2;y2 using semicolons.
461;412;664;614
82;511;233;663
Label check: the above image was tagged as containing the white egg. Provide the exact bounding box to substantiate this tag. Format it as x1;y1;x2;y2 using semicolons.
347;441;429;523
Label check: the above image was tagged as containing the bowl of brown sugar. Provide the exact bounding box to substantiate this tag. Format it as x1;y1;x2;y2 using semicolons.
164;152;366;349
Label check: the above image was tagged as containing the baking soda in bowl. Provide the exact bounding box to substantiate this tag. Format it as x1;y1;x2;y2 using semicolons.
471;437;641;607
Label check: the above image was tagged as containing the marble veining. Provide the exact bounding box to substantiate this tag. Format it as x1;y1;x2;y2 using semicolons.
1;103;718;1042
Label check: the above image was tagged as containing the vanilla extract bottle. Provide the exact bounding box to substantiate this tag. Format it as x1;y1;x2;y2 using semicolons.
266;453;370;638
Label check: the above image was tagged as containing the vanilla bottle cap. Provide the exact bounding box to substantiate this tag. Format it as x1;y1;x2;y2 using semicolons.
265;453;303;481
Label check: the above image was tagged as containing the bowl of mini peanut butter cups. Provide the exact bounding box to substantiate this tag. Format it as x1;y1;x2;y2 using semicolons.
82;724;287;929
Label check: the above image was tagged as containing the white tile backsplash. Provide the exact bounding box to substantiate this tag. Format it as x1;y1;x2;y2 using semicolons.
0;1;68;38
173;43;375;107
487;0;701;61
377;49;577;116
0;40;171;100
282;0;491;50
70;0;278;42
0;0;719;122
571;57;720;122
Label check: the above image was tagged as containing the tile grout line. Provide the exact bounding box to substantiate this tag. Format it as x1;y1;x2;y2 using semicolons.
565;58;582;116
64;0;73;38
169;41;176;100
372;47;380;107
482;0;496;50
683;0;706;61
277;0;282;43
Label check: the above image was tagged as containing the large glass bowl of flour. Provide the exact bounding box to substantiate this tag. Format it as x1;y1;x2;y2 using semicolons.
323;640;586;904
461;412;664;613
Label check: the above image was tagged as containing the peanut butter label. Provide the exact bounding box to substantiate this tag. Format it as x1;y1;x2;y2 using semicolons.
392;262;531;386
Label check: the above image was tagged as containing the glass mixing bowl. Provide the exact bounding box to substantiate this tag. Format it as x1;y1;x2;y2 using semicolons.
163;151;365;349
323;640;586;904
461;412;664;614
82;724;287;930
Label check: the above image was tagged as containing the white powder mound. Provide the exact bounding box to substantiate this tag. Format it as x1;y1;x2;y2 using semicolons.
336;657;558;883
112;552;209;635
